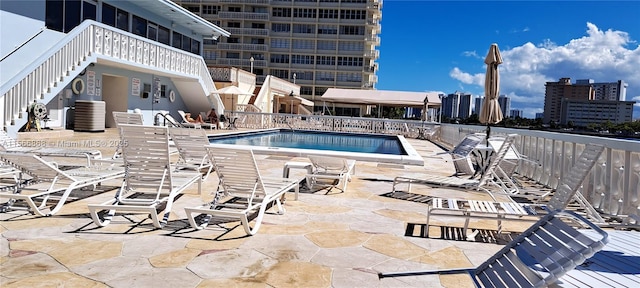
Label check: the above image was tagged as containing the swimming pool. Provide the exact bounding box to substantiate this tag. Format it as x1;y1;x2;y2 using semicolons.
208;129;424;165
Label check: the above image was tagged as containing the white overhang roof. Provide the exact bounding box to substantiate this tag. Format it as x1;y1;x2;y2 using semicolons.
320;88;442;107
130;0;230;39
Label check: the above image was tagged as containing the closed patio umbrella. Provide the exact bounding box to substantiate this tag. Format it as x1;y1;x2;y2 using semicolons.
479;43;504;127
477;43;504;177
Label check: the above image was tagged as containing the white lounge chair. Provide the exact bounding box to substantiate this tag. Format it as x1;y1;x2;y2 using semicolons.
0;152;125;216
87;125;202;228
305;155;356;193
379;209;609;288
177;110;215;129
184;145;300;236
424;144;605;238
449;133;483;177
392;134;518;201
111;111;144;159
167;127;213;180
0;130;102;166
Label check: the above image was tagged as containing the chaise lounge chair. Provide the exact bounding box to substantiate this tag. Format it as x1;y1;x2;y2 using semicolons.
0;130;102;166
0;152;125;216
87;125;202;228
424;144;605;238
392;134;518;201
305;155;356;193
184;145;300;236
111;111;144;159
177;110;215;130
449;133;483;177
167;127;213;180
379;209;609;288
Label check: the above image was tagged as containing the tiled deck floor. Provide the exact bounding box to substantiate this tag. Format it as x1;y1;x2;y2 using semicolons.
1;128;637;287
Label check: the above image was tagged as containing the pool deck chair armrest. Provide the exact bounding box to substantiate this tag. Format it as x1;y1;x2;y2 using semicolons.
184;145;300;236
87;125;202;229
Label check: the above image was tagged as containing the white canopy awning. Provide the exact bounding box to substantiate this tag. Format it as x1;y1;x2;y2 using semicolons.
320;88;442;107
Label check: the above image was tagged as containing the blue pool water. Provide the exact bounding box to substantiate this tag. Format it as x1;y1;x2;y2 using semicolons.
209;130;406;155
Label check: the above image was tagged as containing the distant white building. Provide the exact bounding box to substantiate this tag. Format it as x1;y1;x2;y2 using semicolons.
535;112;544;119
560;99;634;126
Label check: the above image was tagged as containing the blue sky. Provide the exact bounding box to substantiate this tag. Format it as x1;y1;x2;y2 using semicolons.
376;1;640;119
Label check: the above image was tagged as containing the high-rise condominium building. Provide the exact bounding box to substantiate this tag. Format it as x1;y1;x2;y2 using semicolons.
173;0;382;109
474;95;510;119
543;78;594;124
442;92;472;119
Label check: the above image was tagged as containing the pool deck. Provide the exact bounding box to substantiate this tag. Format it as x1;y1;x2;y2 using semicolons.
2;128;639;287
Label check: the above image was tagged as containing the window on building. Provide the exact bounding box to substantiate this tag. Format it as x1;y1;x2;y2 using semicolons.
191;38;200;54
132;15;146;37
202;5;220;14
101;3;116;27
251;38;265;44
293;24;315;34
293;8;316;18
317;25;338;34
271;69;288;79
317;40;336;50
116;9;128;31
337;57;363;67
203;50;217;60
227;37;240;43
182;35;191;52
316;56;336;66
300;86;313;96
157;25;170;45
83;0;96;21
228;6;241;12
270;38;290;49
272;7;291;17
185;5;200;14
227;52;240;59
338;41;364;51
251;23;266;29
340;9;366;20
316;72;335;81
172;31;182;49
340;25;364;35
45;0;64;32
270;54;289;64
63;0;81;33
147;22;157;41
292;39;314;50
227;22;240;28
291;55;314;65
272;23;291;32
318;9;339;19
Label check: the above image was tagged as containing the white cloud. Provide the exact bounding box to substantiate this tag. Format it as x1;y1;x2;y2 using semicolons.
462;50;480;58
450;22;640;119
449;67;484;86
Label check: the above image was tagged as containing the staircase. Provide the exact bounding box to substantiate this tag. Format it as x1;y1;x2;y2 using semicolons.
1;20;223;137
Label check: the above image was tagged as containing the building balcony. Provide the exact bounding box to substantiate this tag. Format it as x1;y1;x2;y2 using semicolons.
219;0;270;3
218;12;269;21
225;27;269;36
217;43;268;51
365;35;381;45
